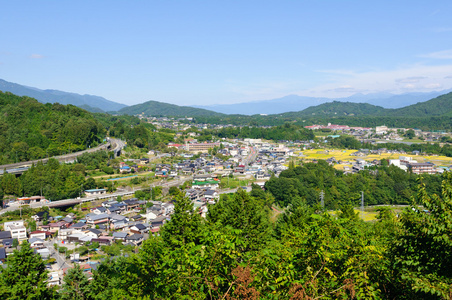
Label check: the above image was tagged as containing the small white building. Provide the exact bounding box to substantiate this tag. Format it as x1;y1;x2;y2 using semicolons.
4;220;27;241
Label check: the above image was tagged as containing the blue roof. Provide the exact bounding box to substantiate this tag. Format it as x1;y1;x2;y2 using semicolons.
85;189;107;192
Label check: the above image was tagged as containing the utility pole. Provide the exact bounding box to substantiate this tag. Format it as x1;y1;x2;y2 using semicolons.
361;191;365;217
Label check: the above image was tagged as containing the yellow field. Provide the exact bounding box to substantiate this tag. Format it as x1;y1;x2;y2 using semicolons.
329;209;379;222
296;149;452;168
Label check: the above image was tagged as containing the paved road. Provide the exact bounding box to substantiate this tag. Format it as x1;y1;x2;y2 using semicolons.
0;137;126;174
44;239;72;270
0;176;192;214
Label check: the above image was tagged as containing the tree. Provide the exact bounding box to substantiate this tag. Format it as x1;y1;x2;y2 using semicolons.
0;241;56;299
404;129;416;139
160;194;203;248
390;174;452;299
60;265;92;300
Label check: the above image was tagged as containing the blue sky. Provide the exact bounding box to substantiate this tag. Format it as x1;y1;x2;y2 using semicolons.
2;1;452;106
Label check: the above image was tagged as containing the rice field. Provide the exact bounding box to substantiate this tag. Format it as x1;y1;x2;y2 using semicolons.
296;149;452;168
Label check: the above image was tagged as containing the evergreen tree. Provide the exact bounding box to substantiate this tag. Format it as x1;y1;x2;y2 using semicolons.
60;266;92;300
160;194;203;248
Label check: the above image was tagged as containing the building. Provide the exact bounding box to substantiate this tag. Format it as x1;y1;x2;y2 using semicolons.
408;162;436;174
185;142;220;153
85;189;107;197
4;220;27;241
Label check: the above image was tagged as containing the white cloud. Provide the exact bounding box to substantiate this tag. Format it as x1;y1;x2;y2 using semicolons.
402;84;416;89
395;76;427;83
303;63;452;97
30;54;44;59
419;49;452;59
425;83;442;89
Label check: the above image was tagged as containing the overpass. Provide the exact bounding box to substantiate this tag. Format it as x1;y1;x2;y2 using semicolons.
0;138;126;175
0;177;191;214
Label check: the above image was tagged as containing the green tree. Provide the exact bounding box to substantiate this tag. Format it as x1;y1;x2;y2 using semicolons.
160;194;203;248
404;129;416;139
390;174;452;299
60;266;93;300
0;241;56;299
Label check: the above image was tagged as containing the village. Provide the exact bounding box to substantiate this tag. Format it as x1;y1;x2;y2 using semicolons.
1;121;452;286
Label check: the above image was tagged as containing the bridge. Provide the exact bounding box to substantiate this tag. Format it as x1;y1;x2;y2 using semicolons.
0;138;126;175
0;177;191;214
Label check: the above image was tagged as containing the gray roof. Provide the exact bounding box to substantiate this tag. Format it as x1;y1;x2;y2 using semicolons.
87;213;109;221
0;247;6;260
112;232;128;238
29;237;44;244
126;233;143;241
133;223;146;230
0;231;12;240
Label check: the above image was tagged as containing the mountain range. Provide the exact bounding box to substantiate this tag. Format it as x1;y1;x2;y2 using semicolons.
2;78;452;119
192;91;450;115
0;79;127;112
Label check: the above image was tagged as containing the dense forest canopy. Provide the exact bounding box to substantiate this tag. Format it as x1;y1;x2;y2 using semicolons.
0;92;105;164
3;175;452;299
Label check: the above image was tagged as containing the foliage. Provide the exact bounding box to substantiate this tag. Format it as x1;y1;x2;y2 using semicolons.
390;173;452;299
0;91;105;164
60;266;93;300
0;241;56;299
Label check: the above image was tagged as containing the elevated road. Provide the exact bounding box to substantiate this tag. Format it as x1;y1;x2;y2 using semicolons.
0;177;191;214
0;138;126;175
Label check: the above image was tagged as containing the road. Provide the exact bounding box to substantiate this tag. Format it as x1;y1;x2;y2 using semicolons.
0;176;192;215
44;239;72;270
0;137;126;174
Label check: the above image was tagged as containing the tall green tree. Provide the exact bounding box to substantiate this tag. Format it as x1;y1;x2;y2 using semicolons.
160;194;203;248
60;266;93;300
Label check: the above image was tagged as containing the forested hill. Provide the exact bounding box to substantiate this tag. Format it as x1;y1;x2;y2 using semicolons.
0;91;106;164
281;101;386;117
383;91;452;117
117;100;225;117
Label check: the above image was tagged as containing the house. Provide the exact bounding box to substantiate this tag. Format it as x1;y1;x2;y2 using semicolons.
109;214;129;230
71;222;89;231
150;216;166;228
123;199;140;211
162;202;174;215
85;228;102;238
0;231;12;246
112;232;128;241
28;237;45;249
0;247;6;263
125;234;144;246
203;189;219;202
130;223;148;234
91;206;108;214
142;211;157;222
29;231;48;240
31;211;50;222
85;213;109;227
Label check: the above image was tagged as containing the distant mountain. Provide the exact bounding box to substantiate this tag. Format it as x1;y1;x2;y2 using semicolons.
281;101;386;117
0;79;127;112
118;100;224;117
192;91;450;115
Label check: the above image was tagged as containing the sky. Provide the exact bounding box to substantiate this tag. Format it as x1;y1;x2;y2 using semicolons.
2;1;452;106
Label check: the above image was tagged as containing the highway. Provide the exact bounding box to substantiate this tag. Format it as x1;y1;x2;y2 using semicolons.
0;137;125;175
